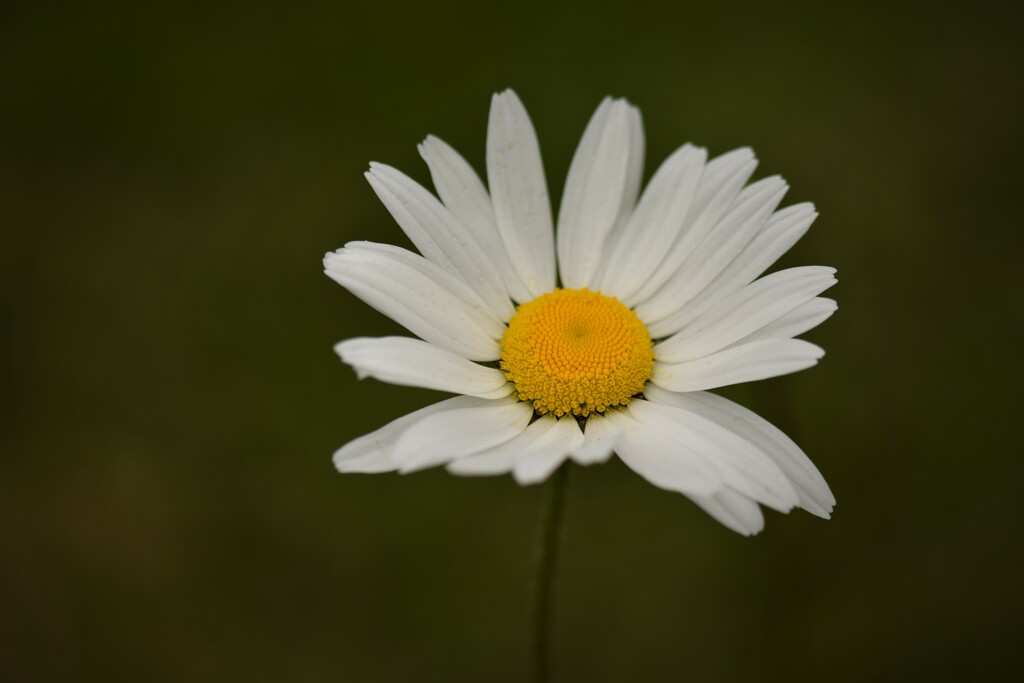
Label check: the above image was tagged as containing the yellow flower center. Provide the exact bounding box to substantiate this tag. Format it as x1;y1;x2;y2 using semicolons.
500;288;654;417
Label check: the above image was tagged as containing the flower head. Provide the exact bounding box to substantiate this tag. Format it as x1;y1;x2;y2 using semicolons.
325;89;836;535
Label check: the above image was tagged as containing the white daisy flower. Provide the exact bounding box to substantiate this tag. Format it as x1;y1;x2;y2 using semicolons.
325;89;836;535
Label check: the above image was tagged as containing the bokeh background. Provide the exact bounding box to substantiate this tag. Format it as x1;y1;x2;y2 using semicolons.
3;1;1023;681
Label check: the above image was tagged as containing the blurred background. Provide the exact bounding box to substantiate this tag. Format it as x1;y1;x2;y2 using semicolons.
3;1;1022;681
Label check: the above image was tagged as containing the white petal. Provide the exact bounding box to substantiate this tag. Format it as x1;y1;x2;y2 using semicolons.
630;398;798;511
512;416;584;485
603;407;722;497
486;89;555;297
365;163;514;321
395;395;533;473
653;266;837;362
597;144;707;301
651;338;825;393
645;386;834;517
418;136;533;303
617;105;646;233
445;447;518;477
570;412;620;465
733;297;837;346
448;414;582;483
589;106;646;290
638;176;788;326
691;488;765;536
557;98;635;289
626;147;757;307
647;203;818;337
334;337;512;399
333;395;481;473
324;242;502;361
452;423;547;478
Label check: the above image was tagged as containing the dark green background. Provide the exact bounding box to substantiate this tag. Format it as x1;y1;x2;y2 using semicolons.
3;1;1022;681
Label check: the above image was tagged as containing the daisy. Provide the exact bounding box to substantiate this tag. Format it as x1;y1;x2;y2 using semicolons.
325;89;836;535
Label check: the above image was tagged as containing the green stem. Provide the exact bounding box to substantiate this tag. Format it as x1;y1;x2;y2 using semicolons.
531;462;571;683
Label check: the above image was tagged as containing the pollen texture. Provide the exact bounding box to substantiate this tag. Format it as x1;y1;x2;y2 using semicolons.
500;288;654;417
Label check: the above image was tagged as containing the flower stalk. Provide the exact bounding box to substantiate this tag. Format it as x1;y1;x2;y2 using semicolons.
531;461;571;683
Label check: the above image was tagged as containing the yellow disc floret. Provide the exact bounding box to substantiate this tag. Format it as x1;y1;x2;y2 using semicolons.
500;288;654;417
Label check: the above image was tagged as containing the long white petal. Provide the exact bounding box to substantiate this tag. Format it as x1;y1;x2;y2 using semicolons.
647;203;818;337
589;106;647;290
617;105;646;233
333;395;481;473
557;98;634;289
646;386;835;517
603;407;722;497
486;89;555;297
570;412;620;465
365;163;514;321
629;398;798;512
597;144;707;301
395;395;533;473
418;135;533;303
637;176;788;325
626;148;757;307
651;339;825;392
653;266;837;363
447;414;582;482
512;416;584;485
324;242;502;361
445;449;518;477
446;421;548;475
691;488;765;536
733;297;837;346
334;337;512;399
